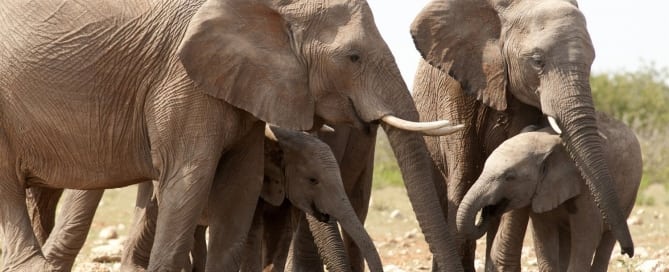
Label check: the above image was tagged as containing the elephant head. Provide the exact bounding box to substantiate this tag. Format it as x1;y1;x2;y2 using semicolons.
411;0;633;256
456;129;580;239
179;0;463;267
262;125;383;271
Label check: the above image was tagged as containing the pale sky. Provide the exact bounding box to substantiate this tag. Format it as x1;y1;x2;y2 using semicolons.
367;0;669;87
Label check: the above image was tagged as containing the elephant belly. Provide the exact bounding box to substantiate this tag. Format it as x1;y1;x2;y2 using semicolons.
1;90;156;189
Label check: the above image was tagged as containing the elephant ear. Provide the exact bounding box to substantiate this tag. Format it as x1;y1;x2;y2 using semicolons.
262;140;286;206
532;144;582;213
411;0;508;111
178;0;314;130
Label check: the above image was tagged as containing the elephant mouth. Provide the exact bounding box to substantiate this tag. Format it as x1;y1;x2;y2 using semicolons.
469;199;510;240
310;202;330;223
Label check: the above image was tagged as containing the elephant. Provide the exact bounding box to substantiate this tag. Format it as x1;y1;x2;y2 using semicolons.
28;125;383;271
410;0;634;270
457;112;642;271
0;0;465;271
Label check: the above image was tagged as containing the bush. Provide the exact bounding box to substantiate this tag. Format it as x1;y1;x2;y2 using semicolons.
591;64;669;192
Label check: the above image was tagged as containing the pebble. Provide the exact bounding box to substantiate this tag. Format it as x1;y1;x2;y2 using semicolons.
98;226;118;240
389;209;403;219
90;244;123;263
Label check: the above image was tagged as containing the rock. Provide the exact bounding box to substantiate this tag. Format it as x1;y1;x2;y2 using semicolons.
636;260;669;272
628;216;643;226
74;262;112;272
90;244;123;263
389;209;403;219
404;228;419;239
98;226;118;240
383;264;406;272
637;247;650;258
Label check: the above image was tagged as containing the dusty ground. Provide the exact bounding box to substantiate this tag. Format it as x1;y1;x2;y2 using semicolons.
64;183;669;271
0;184;666;271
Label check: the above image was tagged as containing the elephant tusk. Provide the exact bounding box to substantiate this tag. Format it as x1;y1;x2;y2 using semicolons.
264;124;279;142
381;115;455;132
320;124;335;133
547;116;563;135
420;124;465;136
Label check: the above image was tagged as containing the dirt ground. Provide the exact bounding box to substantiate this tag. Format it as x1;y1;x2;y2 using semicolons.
0;183;666;271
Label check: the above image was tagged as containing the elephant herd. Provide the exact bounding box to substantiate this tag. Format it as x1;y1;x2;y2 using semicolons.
0;0;643;271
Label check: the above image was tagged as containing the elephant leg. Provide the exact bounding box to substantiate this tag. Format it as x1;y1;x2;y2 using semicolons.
42;189;104;271
591;231;615;272
191;225;208;272
489;208;529;272
567;201;600;272
558;227;570;272
121;181;158;271
206;122;265;271
262;202;293;272
530;212;560;272
0;182;50;270
286;214;324;272
25;187;64;245
240;200;265;272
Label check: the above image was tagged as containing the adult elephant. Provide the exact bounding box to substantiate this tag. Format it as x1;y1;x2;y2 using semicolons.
410;0;634;270
0;0;462;271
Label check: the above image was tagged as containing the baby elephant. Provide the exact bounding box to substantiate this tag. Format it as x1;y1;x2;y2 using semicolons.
457;112;642;271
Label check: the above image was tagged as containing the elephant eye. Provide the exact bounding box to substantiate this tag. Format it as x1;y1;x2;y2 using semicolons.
529;53;545;70
308;177;319;185
348;54;361;63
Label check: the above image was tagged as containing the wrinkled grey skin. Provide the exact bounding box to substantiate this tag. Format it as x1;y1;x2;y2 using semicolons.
411;0;634;270
458;113;642;271
0;0;462;271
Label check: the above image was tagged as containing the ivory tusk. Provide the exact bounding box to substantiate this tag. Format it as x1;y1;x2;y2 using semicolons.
320;124;335;133
420;124;465;136
264;124;279;141
547;116;563;135
381;115;453;131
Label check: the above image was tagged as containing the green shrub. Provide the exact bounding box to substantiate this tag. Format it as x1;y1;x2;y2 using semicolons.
591;64;669;196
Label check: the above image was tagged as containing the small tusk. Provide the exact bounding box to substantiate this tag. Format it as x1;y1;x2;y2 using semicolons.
547;116;563;135
381;115;452;131
320;124;335;133
264;124;279;142
420;124;465;136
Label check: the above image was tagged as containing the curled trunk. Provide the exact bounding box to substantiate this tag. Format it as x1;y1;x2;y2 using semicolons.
456;181;489;240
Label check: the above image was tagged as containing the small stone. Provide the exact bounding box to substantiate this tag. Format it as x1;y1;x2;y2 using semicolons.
74;262;111;272
383;264;406;272
90;244;123;263
636;208;646;215
636;260;660;272
404;228;419;239
389;209;403;219
636;247;649;258
628;216;643;226
98;226;118;240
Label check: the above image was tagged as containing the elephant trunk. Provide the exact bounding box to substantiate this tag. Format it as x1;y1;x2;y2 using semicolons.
322;194;383;272
306;215;352;272
456;180;490;240
546;74;634;257
382;112;462;271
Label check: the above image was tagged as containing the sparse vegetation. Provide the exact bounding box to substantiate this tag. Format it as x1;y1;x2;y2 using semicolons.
591;64;669;198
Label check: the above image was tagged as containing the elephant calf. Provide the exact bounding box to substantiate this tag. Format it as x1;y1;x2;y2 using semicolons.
457;112;642;271
30;125;383;271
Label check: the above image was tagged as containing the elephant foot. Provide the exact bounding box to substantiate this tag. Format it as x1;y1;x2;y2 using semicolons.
6;255;54;272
